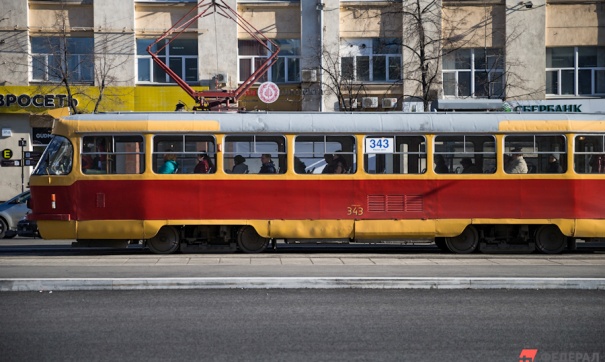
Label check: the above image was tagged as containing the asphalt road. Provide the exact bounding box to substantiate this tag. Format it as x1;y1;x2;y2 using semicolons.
1;289;603;362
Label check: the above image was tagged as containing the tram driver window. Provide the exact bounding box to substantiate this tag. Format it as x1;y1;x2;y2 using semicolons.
223;135;286;174
81;135;144;174
574;134;605;173
153;135;216;174
504;135;566;174
294;135;356;174
434;135;496;174
364;135;426;174
33;135;73;176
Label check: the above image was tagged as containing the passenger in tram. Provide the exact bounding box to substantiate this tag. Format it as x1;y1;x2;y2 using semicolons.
589;154;605;173
322;154;335;174
94;138;107;170
194;152;213;173
294;157;307;174
81;144;94;172
505;147;528;174
259;154;277;173
159;151;179;174
460;158;481;173
434;155;449;173
232;155;249;174
546;154;563;173
332;151;348;172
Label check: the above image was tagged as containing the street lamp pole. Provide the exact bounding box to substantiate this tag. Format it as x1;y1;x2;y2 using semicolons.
19;138;26;193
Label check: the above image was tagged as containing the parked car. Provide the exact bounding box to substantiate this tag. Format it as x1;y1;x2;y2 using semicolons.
0;190;31;239
17;214;39;238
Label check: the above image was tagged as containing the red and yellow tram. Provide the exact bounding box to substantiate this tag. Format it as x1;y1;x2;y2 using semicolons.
27;112;605;254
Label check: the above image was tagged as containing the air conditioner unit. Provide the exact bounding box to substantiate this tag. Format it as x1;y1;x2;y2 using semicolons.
343;98;358;109
382;98;397;108
301;69;317;82
362;97;378;108
215;73;229;83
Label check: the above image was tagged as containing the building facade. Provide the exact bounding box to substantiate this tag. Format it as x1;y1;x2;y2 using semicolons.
0;0;604;198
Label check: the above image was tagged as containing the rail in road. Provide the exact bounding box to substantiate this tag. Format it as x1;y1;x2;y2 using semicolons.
1;238;604;291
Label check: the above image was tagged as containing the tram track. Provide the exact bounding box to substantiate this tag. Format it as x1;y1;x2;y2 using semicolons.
0;239;604;257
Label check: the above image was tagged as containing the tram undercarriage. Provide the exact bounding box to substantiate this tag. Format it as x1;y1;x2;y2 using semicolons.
435;224;573;254
138;222;574;255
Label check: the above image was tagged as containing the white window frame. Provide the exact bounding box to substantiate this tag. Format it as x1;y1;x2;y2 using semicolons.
136;39;198;84
237;39;300;84
30;37;94;84
546;46;605;96
339;38;402;83
442;48;504;99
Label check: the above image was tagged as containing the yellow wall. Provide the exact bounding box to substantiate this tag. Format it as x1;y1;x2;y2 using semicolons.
546;4;605;46
29;3;93;30
0;84;303;113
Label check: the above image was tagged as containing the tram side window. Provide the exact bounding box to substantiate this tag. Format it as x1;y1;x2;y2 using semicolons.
81;136;144;174
364;135;426;174
574;134;605;173
223;135;286;174
33;135;73;176
153;135;216;174
434;135;496;174
293;135;356;174
504;135;566;174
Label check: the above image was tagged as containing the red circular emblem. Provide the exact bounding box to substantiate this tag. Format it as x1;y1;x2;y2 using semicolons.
258;82;280;104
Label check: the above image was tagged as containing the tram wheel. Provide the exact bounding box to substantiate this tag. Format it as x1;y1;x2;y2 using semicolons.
434;237;450;252
237;226;269;253
147;226;180;254
445;226;479;254
535;225;566;254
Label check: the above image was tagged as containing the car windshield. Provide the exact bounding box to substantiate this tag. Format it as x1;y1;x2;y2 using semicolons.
5;191;30;205
32;136;73;176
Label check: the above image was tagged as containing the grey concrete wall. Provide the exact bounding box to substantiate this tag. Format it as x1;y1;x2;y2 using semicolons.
0;0;30;85
301;1;321;112
199;0;237;89
0;114;32;200
505;0;546;100
94;0;136;87
321;0;340;112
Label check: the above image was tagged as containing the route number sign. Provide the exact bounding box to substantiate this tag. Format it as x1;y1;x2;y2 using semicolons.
365;138;394;153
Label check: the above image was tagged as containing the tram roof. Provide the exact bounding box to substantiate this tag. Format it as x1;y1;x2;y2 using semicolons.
61;112;605;134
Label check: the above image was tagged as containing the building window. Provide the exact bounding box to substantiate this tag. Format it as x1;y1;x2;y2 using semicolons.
31;37;94;83
137;38;198;84
238;39;300;83
546;47;605;96
340;38;402;82
442;48;504;98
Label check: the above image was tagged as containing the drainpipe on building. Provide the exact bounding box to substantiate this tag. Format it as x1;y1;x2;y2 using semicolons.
317;2;324;112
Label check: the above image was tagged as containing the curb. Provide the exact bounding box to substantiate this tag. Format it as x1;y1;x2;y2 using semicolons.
1;277;605;291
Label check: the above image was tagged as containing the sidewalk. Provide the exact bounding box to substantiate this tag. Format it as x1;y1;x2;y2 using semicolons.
1;252;605;291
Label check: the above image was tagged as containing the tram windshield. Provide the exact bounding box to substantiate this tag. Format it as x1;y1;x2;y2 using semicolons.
32;135;73;176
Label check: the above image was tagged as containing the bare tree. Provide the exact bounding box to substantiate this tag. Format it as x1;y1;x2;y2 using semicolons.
312;0;541;112
441;1;542;101
27;2;131;114
316;47;368;112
